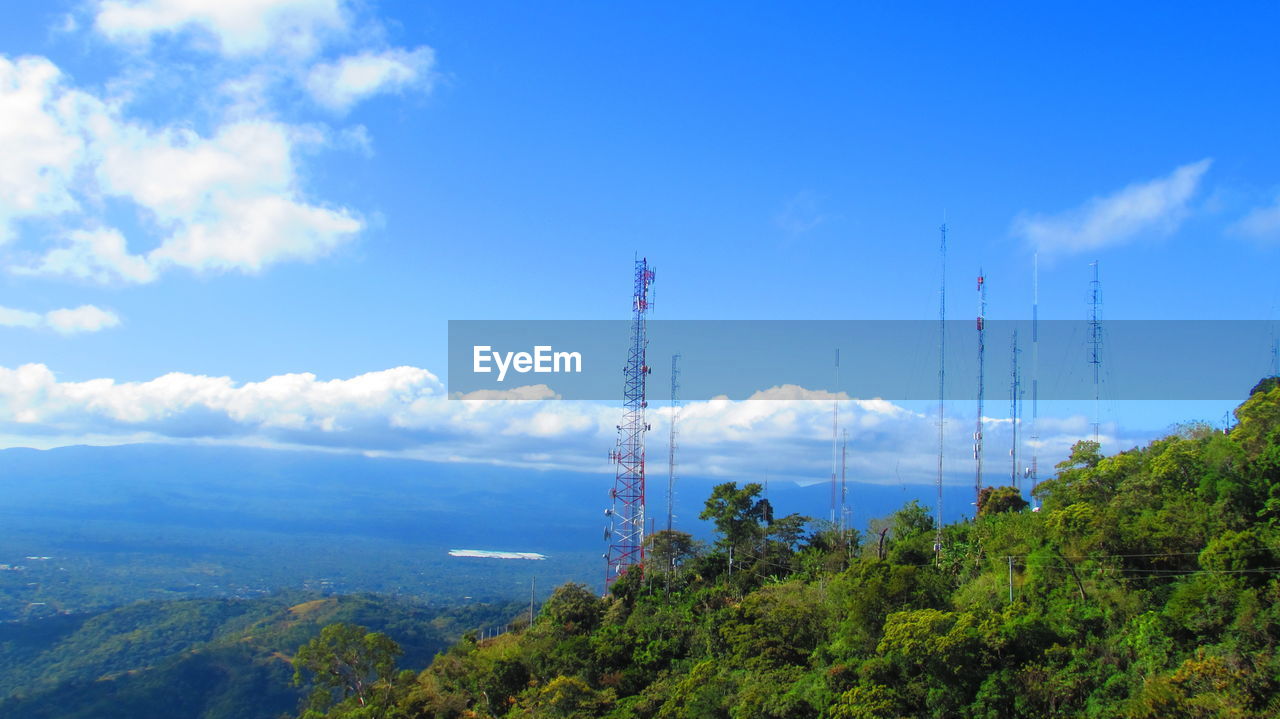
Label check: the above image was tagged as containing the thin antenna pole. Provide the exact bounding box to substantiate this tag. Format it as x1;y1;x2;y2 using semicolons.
975;271;985;506
667;354;680;532
831;349;840;526
1089;261;1102;446
1272;337;1278;378
840;429;849;540
936;223;946;558
1030;253;1039;503
1010;330;1020;489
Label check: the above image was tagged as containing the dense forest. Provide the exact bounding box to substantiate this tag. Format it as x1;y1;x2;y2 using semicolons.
289;378;1280;718
0;594;518;719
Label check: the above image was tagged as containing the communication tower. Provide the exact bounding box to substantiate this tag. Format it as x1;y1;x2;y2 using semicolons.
605;258;656;585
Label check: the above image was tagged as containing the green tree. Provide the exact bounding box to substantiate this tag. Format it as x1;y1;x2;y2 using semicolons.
292;623;404;718
977;486;1029;516
537;583;604;635
510;675;614;718
700;482;773;551
645;530;700;576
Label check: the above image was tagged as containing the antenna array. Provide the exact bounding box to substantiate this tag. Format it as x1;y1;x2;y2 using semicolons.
605;258;656;585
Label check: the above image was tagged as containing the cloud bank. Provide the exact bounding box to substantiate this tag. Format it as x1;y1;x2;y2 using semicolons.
0;363;1133;484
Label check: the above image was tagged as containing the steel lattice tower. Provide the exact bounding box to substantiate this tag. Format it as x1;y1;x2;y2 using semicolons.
606;257;656;585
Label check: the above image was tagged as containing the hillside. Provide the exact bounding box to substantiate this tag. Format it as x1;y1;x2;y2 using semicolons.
0;594;519;719
303;378;1280;718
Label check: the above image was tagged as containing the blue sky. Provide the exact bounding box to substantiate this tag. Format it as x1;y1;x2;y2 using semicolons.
0;1;1277;485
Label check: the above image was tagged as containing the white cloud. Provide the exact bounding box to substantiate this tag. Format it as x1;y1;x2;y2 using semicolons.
0;54;363;282
0;305;120;334
745;384;846;401
0;363;1142;481
1230;196;1280;242
1013;159;1212;255
452;385;562;401
305;47;435;112
94;0;347;57
17;227;156;283
0;306;43;328
97;120;363;274
2;0;440;288
45;305;122;334
0;56;88;243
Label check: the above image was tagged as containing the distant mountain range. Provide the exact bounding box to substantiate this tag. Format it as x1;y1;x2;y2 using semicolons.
0;443;981;615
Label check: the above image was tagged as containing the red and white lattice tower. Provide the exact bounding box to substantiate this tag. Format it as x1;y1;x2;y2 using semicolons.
605;257;656;585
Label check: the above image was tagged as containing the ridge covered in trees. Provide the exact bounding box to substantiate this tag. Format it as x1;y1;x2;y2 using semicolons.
293;378;1280;718
0;594;517;719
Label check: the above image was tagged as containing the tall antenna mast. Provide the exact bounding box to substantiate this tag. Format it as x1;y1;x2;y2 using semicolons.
840;428;849;538
1272;337;1278;378
831;349;840;527
974;271;986;506
1089;260;1102;445
666;353;680;533
935;222;947;557
1010;330;1021;489
1029;253;1039;502
605;257;655;585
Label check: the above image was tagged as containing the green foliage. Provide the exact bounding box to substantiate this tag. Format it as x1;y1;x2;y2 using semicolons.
510;675;614;718
700;482;774;551
721;581;831;669
644;530;700;577
349;378;1280;719
292;623;404;716
976;485;1029;516
0;594;516;719
537;583;604;636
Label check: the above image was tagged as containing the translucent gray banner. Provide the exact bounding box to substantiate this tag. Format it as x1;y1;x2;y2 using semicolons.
447;320;1279;400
